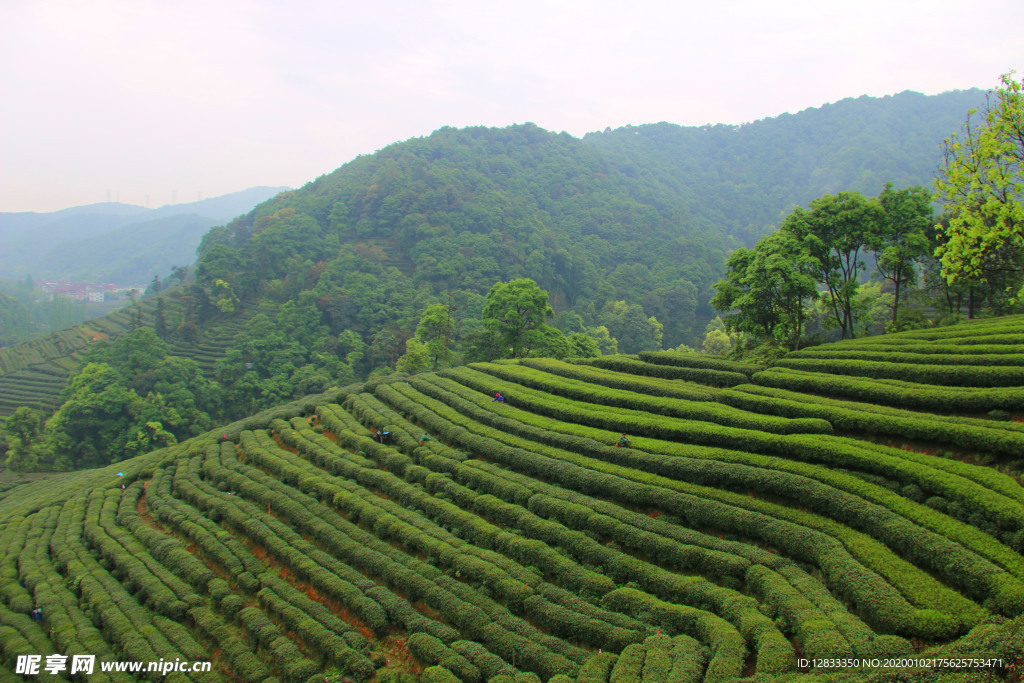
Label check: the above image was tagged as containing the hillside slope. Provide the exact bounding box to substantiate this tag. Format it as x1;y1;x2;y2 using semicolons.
583;89;982;245
1;317;1021;682
0;294;276;420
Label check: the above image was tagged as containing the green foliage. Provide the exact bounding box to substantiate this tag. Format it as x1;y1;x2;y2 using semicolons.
772;356;1024;388
597;301;663;354
28;328;227;469
935;72;1024;300
875;184;934;329
579;355;748;388
0;293;32;347
1;314;1022;683
584;90;982;247
482;279;555;359
2;406;41;472
416;303;456;370
518;357;717;401
41;362;178;469
782;191;886;339
396;337;431;374
637;351;763;378
712;230;818;349
720;383;1024;463
0;282;91;347
0;97;997;437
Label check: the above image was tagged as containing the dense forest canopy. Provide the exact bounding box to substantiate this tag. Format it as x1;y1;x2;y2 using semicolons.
583;89;984;245
196;123;729;350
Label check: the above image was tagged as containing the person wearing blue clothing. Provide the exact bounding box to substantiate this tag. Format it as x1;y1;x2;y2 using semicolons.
492;393;506;403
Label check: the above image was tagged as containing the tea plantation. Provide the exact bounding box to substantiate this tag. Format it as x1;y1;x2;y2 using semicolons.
1;317;1022;682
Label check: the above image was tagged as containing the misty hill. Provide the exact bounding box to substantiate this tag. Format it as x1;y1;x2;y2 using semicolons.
0;186;289;283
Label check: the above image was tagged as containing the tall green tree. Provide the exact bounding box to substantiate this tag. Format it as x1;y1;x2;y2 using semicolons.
481;279;555;358
396;337;432;374
782;191;884;338
875;183;933;330
711;230;818;349
934;71;1024;301
0;293;32;346
154;297;169;340
597;301;663;354
415;303;456;370
2;407;42;472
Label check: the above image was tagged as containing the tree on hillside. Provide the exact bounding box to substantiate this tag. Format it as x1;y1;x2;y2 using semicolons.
923;213;1019;319
482;279;555;358
0;293;32;346
371;325;410;370
782;191;884;338
396;337;432;374
154;297;169;339
934;71;1024;302
874;183;933;330
711;230;818;349
144;276;162;297
597;301;663;354
2;407;42;472
415;303;456;370
42;362;181;470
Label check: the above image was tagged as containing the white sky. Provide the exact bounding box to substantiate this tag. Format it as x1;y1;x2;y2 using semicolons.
1;0;1020;213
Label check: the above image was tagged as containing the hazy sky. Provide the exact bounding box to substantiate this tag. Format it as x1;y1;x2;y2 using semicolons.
2;0;1020;213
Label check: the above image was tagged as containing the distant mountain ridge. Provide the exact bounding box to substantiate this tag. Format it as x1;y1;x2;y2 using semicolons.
0;186;289;283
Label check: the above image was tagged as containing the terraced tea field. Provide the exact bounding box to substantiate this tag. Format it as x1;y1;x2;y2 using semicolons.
0;297;278;420
1;317;1022;682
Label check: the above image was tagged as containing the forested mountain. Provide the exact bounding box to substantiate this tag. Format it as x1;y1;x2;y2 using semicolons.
199;123;727;349
0;186;288;283
197;89;983;351
583;89;984;245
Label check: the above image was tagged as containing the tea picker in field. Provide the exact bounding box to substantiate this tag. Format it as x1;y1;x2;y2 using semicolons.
418;433;432;446
616;433;631;448
492;392;506;403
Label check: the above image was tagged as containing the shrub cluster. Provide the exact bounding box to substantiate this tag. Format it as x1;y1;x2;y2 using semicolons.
638;350;765;377
719;383;1024;463
754;367;1024;413
463;363;830;435
519;357;717;400
378;380;975;638
575;355;749;387
772;357;1024;388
